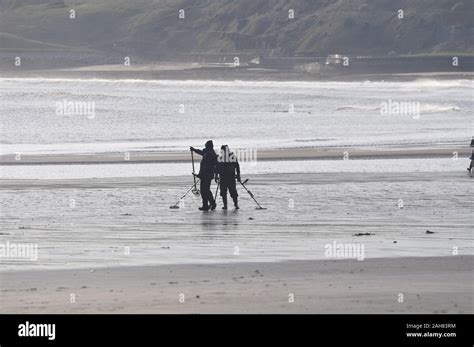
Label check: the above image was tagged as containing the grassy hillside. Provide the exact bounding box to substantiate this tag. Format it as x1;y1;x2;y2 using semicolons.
0;0;472;58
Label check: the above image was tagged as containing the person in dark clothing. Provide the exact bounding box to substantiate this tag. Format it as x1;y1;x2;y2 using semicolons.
216;145;241;210
468;150;473;173
468;138;474;173
190;140;217;211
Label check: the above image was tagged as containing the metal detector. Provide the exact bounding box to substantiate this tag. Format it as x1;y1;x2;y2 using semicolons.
239;178;267;210
170;178;201;209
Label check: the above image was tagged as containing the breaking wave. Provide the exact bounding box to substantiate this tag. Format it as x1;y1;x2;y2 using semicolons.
335;104;460;114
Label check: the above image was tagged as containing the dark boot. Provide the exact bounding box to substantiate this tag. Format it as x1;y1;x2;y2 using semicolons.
233;197;239;209
209;196;217;210
222;196;228;210
199;197;209;211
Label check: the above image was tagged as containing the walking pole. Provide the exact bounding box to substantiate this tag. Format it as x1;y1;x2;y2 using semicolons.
239;179;267;210
170;178;201;209
191;149;200;195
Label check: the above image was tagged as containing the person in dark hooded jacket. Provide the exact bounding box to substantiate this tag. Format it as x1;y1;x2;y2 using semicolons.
216;145;240;209
468;138;474;173
190;140;217;211
468;150;473;174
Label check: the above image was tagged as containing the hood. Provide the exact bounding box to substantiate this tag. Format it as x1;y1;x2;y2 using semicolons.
205;140;214;149
220;144;229;153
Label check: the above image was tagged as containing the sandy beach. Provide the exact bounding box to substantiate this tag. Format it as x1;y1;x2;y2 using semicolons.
1;63;472;82
1;256;471;313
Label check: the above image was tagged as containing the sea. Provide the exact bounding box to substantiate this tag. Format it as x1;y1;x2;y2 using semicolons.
0;78;472;155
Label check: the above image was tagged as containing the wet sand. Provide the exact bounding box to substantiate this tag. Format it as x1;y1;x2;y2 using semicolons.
1;256;471;313
0;169;472;270
0;146;470;165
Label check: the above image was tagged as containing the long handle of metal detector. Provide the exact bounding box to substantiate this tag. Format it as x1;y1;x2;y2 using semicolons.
182;179;200;200
191;150;197;187
239;180;264;209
